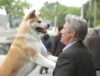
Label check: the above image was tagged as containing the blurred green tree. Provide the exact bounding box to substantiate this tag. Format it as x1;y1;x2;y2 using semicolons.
84;0;100;27
0;0;31;27
40;2;80;27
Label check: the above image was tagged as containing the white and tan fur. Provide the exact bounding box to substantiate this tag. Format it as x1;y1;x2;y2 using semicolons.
0;10;56;76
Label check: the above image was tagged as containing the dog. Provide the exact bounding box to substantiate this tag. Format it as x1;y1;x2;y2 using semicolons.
0;10;56;76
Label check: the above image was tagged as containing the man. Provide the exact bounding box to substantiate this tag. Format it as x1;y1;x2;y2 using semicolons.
85;26;100;76
53;14;96;76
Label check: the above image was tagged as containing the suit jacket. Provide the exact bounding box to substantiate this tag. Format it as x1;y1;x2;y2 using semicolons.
53;40;96;76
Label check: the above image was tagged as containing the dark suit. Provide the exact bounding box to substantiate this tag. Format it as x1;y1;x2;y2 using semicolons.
53;40;96;76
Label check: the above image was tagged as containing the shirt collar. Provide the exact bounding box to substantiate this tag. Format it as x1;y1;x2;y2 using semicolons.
63;41;77;52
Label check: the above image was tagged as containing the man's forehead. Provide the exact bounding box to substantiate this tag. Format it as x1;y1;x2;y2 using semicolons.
64;22;70;26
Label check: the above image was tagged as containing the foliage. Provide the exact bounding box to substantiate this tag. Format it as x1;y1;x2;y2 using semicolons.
84;0;100;27
40;2;80;27
0;0;31;27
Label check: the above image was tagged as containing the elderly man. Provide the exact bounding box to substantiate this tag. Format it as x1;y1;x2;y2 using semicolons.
53;14;96;76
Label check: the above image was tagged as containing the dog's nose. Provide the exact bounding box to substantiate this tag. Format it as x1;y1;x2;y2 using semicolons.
47;24;50;28
43;20;51;28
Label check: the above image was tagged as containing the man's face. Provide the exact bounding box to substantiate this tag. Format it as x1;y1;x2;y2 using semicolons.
60;22;74;45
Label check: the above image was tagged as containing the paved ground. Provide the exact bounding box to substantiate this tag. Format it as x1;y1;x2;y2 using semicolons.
28;66;53;76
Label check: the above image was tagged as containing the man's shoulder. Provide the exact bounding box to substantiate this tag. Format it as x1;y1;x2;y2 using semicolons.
61;42;88;57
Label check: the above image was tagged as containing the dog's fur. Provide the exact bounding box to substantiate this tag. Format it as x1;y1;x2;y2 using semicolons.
0;10;56;76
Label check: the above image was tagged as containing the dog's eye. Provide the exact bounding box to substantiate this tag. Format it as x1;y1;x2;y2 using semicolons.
37;21;41;23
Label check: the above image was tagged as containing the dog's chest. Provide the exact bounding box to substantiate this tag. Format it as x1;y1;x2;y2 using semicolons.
25;35;48;56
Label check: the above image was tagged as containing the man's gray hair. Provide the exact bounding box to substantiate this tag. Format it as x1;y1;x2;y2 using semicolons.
65;14;88;40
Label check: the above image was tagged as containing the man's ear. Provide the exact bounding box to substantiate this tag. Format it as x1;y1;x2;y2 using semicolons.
25;10;36;20
71;32;76;37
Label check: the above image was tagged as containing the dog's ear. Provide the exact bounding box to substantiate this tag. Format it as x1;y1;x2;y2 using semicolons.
25;10;36;20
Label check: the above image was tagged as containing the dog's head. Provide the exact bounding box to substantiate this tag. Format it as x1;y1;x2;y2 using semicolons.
25;10;50;34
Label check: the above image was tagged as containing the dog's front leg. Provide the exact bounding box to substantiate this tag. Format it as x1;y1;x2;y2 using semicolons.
47;55;58;62
40;43;58;62
33;53;56;68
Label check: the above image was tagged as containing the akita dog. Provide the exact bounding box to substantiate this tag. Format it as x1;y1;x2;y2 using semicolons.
0;10;56;76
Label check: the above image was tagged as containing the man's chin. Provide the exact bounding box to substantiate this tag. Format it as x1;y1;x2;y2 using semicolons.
61;40;67;45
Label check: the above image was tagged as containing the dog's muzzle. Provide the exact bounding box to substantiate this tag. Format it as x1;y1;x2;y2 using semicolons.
36;27;47;34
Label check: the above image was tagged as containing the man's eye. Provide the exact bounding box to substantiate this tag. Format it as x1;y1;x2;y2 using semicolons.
37;21;41;23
